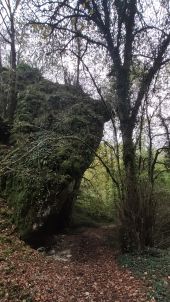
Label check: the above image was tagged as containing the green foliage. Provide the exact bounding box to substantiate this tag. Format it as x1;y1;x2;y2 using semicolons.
119;250;170;302
73;142;170;251
16;63;42;84
0;64;43;120
73;143;118;223
71;207;100;228
154;175;170;248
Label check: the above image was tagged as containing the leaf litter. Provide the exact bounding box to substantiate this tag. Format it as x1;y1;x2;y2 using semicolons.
0;201;154;302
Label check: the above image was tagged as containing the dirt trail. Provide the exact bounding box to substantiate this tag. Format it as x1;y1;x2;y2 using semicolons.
0;222;150;302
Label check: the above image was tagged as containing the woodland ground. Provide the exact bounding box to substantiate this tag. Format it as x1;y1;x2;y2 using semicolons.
0;199;169;302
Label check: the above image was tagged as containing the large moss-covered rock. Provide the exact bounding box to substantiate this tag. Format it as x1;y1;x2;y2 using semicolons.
0;64;109;241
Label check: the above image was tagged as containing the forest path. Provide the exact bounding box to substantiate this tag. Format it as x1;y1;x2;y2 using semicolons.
0;218;152;302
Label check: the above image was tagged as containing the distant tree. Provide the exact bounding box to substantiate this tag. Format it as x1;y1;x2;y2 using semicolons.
0;0;23;120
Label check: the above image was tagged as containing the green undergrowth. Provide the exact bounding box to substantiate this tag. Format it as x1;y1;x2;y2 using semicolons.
71;198;115;229
119;249;170;302
71;208;100;228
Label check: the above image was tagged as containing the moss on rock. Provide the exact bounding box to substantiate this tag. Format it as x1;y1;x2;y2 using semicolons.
0;65;109;241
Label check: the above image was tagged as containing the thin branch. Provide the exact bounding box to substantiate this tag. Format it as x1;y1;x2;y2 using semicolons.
131;33;170;125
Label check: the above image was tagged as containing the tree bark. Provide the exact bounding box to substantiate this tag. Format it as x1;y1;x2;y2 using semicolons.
8;14;17;122
0;45;2;71
120;124;155;251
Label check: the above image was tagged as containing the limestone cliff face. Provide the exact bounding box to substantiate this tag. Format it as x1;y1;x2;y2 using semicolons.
0;65;109;241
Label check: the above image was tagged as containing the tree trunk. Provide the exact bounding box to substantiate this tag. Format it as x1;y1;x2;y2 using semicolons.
0;45;2;71
8;14;17;122
8;69;17;121
120;125;155;251
120;127;139;250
